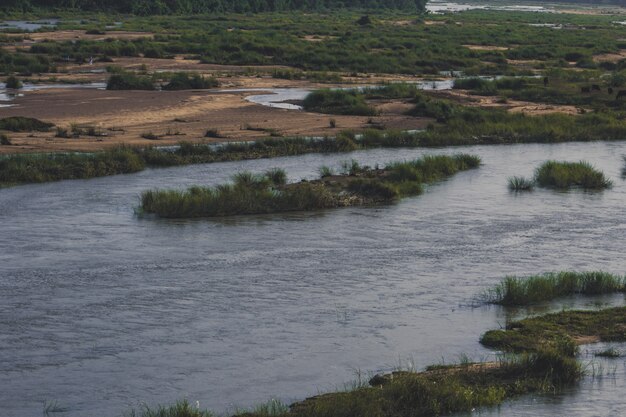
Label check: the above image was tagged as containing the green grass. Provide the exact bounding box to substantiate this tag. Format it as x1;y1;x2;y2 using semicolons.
534;160;612;190
484;271;626;306
124;400;213;417
481;306;626;356
508;176;534;191
0;116;54;132
139;154;480;218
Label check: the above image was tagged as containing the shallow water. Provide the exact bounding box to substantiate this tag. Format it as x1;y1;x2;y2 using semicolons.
1;142;626;416
0;20;59;32
426;1;552;13
0;82;106;107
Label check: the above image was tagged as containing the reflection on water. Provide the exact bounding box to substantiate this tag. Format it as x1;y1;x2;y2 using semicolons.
0;20;59;31
426;1;552;13
1;142;626;416
0;82;107;107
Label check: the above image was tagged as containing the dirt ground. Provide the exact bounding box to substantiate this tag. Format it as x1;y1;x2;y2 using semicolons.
0;75;429;154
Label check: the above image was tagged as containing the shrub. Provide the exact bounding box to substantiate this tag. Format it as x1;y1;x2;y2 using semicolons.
106;72;155;90
5;75;22;89
0;134;12;146
162;72;219;90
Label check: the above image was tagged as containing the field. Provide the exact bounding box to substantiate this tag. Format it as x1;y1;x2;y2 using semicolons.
3;8;626;156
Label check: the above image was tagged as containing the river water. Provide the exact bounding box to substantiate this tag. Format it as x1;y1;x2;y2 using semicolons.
1;141;625;416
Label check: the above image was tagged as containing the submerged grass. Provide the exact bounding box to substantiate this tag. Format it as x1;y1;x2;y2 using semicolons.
480;306;626;356
534;160;612;190
139;154;480;218
484;271;626;306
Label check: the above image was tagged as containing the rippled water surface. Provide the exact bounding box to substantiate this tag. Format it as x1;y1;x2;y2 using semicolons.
1;142;626;416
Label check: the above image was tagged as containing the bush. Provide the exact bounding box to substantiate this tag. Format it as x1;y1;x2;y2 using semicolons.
106;72;155;90
302;89;376;116
0;134;12;145
5;75;22;89
162;72;219;90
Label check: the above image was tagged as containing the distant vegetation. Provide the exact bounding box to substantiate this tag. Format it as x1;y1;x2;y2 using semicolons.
2;0;428;14
139;154;480;218
106;71;218;90
484;271;626;306
303;89;377;116
162;72;219;90
106;72;155;90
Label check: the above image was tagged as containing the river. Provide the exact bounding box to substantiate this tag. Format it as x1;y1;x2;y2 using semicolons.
1;141;625;416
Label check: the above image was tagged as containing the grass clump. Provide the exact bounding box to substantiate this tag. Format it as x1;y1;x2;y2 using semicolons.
534;160;612;190
0;134;12;146
485;271;626;306
139;153;480;218
0;117;54;132
162;72;219;91
106;72;155;90
508;176;534;191
5;75;22;89
124;400;213;417
302;89;376;116
480;306;626;355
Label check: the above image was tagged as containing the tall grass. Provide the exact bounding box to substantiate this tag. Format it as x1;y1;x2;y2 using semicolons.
507;176;534;191
484;271;626;306
124;400;213;417
139;154;480;218
534;160;612;190
0;147;145;186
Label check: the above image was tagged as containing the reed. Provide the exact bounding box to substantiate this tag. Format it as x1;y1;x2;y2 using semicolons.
484;271;626;306
507;176;534;191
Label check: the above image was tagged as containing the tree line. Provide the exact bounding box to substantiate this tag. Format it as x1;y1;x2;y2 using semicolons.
3;0;428;14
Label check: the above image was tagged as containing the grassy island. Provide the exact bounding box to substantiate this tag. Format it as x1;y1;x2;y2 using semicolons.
139;154;480;218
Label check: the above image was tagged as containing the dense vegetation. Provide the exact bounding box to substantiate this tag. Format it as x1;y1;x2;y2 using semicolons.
1;0;428;14
484;271;626;306
139;154;480;218
3;10;626;76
